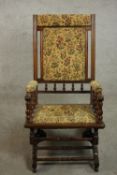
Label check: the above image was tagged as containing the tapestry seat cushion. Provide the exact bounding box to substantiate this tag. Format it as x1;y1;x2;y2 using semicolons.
32;104;96;125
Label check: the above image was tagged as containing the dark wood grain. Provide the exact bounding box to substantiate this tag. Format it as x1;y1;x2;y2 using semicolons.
37;146;93;150
36;157;94;161
33;15;38;80
40;29;43;78
85;30;88;79
91;14;95;80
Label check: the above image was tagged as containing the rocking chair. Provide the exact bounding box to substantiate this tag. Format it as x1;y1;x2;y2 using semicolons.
24;14;105;172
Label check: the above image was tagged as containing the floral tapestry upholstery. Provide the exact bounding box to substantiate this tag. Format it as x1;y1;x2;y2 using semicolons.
26;80;38;93
91;80;102;93
43;27;86;80
32;104;96;125
37;14;91;26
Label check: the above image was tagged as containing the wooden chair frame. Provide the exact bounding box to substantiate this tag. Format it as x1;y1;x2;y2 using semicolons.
24;14;105;172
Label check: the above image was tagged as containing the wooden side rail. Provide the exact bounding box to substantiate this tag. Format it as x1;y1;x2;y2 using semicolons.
31;136;93;143
37;146;93;150
38;90;90;94
36;157;94;161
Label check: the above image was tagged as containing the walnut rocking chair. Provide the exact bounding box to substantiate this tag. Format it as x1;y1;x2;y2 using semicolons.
24;14;105;172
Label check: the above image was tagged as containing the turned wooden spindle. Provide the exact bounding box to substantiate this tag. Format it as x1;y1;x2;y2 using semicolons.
63;83;66;91
93;129;99;172
81;83;83;91
72;83;75;91
97;92;104;121
92;91;104;122
32;143;37;172
45;83;48;91
25;93;32;121
54;83;57;91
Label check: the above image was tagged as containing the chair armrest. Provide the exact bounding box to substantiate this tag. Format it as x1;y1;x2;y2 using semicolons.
90;81;104;122
90;80;102;93
26;80;38;93
25;80;38;122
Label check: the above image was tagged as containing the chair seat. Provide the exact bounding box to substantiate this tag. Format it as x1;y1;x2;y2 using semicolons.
32;104;97;126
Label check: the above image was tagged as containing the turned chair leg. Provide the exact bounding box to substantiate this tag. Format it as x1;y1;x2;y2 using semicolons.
93;145;99;172
93;129;99;172
32;143;37;173
31;129;47;172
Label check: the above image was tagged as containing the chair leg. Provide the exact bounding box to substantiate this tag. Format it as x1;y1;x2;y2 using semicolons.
82;129;93;138
93;145;99;172
93;129;99;172
30;129;47;144
35;129;47;138
32;143;37;173
31;129;46;172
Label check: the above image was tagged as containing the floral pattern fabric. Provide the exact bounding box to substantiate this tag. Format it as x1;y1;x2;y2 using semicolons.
43;27;86;80
26;80;38;92
37;14;91;26
91;80;102;92
32;104;96;125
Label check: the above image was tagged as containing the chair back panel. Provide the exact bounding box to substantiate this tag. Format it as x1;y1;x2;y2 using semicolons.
33;14;95;82
43;27;86;80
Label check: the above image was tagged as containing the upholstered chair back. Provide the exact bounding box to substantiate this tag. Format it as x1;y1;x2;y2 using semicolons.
33;14;95;81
